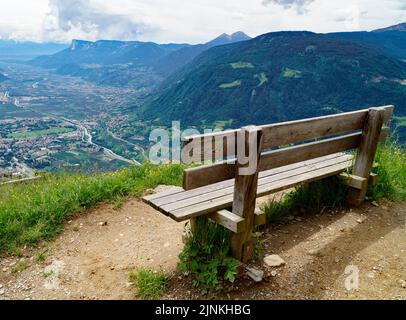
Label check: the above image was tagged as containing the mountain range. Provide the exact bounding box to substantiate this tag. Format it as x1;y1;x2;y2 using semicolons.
142;30;406;129
0;40;67;60
30;32;251;88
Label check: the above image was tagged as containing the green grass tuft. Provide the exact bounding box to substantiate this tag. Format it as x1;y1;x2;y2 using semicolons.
128;269;167;299
0;163;184;254
368;142;406;201
11;260;29;273
179;217;239;294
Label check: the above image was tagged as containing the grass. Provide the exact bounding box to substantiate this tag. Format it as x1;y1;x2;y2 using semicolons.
128;269;167;299
282;68;302;79
11;260;29;273
263;176;347;222
367;142;406;201
263;142;406;222
179;217;239;294
219;80;242;89
7;127;75;139
230;62;254;69
0;163;184;254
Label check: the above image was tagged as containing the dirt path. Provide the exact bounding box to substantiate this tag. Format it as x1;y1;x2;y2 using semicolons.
0;189;405;300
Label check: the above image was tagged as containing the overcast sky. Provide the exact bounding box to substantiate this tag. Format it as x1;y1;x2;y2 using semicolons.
0;0;405;44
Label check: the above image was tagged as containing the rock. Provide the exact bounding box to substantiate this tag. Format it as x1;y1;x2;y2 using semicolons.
356;219;363;224
98;221;108;226
371;201;379;207
399;280;406;288
0;289;4;295
246;267;264;282
308;249;318;256
264;255;286;267
270;271;277;277
2;268;7;273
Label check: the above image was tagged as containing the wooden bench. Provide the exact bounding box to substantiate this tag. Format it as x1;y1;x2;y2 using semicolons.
143;106;394;262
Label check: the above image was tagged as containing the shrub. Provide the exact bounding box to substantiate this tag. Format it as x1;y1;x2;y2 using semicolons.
179;217;239;294
128;269;167;300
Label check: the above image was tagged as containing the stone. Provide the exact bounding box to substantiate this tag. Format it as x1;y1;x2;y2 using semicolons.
371;201;379;207
98;221;108;226
270;271;277;277
246;267;264;282
399;280;406;288
264;255;286;267
0;289;4;295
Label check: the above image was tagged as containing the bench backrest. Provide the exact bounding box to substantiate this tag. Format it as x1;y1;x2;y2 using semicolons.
181;105;394;190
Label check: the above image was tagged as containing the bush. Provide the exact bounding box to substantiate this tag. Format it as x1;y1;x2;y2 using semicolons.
179;217;239;294
0;163;184;253
128;269;167;299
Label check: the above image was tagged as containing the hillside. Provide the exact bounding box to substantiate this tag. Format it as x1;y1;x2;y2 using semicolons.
373;22;406;33
142;31;406;128
30;33;251;88
329;30;406;61
30;40;189;88
153;31;251;77
0;68;7;82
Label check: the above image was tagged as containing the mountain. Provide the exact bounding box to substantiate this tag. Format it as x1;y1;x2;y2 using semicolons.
30;33;250;88
0;40;67;60
142;31;406;128
30;39;190;88
373;22;406;33
31;39;189;69
329;23;406;61
153;32;251;77
0;68;7;82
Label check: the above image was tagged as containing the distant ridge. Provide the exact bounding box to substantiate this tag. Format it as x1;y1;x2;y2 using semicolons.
373;22;406;32
153;31;251;76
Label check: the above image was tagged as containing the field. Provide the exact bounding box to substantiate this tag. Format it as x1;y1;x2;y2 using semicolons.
219;80;242;88
7;127;74;138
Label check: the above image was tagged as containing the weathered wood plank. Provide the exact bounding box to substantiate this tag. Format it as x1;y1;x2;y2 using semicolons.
169;160;353;222
207;210;245;233
339;173;368;190
231;126;263;262
369;173;378;186
183;132;360;189
347;108;385;205
160;155;353;213
255;208;266;226
181;106;394;162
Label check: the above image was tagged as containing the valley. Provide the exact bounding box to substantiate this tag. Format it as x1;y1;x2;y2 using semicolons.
0;62;145;178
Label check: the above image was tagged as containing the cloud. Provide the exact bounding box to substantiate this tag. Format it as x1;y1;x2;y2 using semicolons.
262;0;315;14
42;0;148;42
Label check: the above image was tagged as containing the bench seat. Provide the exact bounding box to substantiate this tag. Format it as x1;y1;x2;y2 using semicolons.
143;152;354;222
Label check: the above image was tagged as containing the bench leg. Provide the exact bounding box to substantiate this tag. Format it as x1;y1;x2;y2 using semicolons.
347;108;384;206
230;126;263;262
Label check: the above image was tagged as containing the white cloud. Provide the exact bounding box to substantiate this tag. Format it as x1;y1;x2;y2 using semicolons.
0;0;405;44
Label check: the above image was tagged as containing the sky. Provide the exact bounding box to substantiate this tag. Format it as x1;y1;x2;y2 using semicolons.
0;0;405;44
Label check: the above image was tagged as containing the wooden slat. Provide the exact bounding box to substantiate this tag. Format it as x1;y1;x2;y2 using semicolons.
143;186;184;202
181;106;394;162
152;153;347;206
160;155;353;213
207;210;245;233
183;132;360;189
339;173;367;190
169;159;353;221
